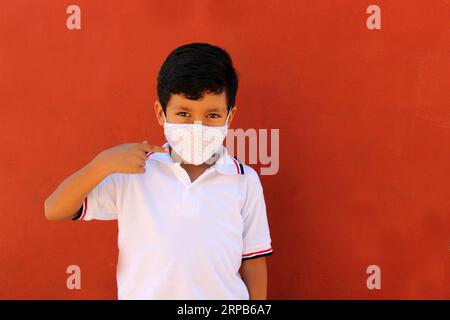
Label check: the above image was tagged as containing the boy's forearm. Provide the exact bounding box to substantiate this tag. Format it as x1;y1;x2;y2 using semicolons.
44;156;111;221
239;257;268;300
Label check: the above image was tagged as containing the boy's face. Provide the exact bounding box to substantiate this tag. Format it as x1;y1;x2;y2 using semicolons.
154;91;236;128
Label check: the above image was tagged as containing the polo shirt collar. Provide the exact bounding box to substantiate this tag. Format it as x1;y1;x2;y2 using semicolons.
148;141;244;175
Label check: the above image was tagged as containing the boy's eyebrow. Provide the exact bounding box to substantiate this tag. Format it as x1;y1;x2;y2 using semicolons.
174;105;226;113
205;107;225;113
173;105;192;111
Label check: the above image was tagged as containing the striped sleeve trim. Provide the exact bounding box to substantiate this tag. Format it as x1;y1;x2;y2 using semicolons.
232;156;245;175
242;247;273;260
72;197;87;221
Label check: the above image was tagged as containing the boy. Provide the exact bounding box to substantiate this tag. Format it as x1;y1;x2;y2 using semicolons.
44;43;273;300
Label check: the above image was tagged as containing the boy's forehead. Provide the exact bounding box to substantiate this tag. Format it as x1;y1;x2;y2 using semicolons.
167;92;227;112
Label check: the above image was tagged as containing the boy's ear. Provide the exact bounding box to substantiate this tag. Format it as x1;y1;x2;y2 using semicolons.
154;101;165;126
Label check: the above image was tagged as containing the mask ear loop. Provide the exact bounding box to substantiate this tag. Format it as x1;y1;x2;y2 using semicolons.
217;109;232;162
162;111;175;160
211;109;231;163
225;109;232;127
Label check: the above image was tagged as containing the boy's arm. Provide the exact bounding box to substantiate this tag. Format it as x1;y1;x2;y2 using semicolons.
239;167;274;300
240;257;268;300
44;157;112;221
44;142;167;221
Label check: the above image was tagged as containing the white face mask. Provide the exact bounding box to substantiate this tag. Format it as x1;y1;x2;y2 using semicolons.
163;111;231;165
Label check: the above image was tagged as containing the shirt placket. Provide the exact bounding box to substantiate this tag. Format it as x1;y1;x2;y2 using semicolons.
169;163;216;219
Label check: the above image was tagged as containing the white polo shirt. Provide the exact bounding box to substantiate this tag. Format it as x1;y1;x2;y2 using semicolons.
74;141;273;299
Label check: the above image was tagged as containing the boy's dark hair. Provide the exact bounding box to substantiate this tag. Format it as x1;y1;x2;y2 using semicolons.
157;42;239;114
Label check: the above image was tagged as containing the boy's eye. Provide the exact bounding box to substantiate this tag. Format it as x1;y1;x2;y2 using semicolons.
207;113;221;118
176;112;190;117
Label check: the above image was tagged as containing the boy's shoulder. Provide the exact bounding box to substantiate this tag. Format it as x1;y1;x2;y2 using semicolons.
230;157;264;190
232;157;258;178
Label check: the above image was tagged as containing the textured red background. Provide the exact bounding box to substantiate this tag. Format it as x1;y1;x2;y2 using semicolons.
0;0;449;299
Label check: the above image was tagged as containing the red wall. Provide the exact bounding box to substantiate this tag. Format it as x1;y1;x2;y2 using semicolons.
0;0;449;299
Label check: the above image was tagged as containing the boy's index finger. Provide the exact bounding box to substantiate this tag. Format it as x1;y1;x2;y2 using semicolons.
140;143;169;153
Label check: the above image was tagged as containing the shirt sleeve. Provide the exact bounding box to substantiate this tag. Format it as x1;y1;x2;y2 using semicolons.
241;171;273;260
72;173;120;221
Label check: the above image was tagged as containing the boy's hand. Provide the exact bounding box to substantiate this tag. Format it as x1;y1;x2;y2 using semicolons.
93;141;169;175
